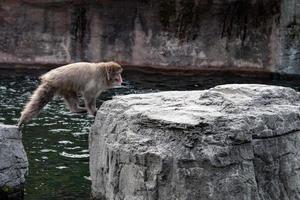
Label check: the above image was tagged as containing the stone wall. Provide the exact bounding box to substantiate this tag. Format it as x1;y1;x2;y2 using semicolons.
90;84;300;200
0;125;28;199
0;0;299;74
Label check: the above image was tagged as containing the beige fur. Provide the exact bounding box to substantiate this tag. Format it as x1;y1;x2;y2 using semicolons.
18;61;123;127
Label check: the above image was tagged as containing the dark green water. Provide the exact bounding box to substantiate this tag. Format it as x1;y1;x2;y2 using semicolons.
0;69;299;200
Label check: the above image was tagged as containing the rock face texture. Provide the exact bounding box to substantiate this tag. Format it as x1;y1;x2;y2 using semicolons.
280;0;300;74
90;84;300;200
0;125;28;199
0;0;299;74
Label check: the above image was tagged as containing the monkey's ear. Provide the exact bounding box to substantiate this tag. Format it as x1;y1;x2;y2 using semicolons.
105;66;111;80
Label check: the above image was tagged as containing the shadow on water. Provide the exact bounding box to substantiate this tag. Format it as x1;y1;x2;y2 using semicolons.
0;68;299;199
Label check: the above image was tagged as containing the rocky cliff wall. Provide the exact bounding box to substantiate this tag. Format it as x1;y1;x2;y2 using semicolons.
90;84;300;200
0;0;299;74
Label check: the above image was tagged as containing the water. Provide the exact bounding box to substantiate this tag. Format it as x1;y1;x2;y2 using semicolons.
0;69;299;200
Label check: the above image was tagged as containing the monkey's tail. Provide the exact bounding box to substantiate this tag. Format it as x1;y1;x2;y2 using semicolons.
18;82;55;127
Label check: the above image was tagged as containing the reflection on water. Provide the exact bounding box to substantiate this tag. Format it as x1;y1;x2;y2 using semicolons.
0;69;299;199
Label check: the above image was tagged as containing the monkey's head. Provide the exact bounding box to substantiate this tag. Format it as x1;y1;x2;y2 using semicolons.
104;62;123;87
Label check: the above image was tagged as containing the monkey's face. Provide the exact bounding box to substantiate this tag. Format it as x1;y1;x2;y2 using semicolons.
110;69;123;86
104;62;123;87
109;68;123;87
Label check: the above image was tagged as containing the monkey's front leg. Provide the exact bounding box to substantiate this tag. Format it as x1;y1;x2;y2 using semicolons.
83;94;97;116
63;93;87;113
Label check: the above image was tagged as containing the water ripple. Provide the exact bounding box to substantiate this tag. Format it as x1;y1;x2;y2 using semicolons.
58;140;73;144
59;151;89;158
40;149;57;153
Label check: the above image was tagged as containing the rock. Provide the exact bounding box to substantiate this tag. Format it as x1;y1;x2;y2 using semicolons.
90;84;300;200
0;125;28;200
0;0;299;75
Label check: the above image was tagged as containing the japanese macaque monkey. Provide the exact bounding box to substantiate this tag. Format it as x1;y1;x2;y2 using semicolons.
18;61;123;127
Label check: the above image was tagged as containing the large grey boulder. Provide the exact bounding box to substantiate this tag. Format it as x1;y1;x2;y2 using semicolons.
90;84;300;200
0;125;28;199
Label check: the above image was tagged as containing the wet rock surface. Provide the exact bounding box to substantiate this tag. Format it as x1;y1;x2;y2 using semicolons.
90;84;300;200
0;125;28;200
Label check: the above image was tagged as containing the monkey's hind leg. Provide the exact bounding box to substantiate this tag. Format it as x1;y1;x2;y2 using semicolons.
83;93;97;116
63;93;87;113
